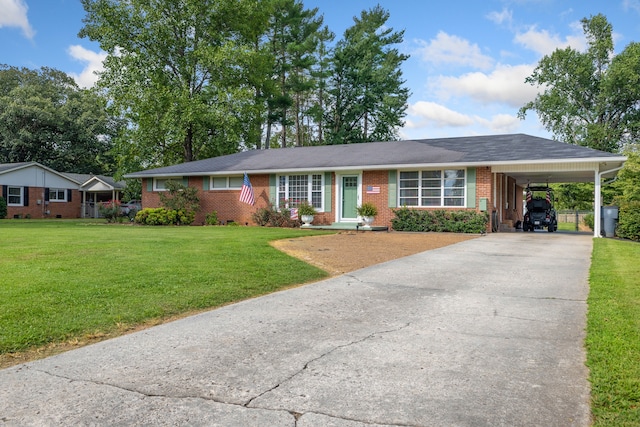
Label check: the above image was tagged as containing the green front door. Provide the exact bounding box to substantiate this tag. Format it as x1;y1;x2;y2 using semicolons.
341;176;358;220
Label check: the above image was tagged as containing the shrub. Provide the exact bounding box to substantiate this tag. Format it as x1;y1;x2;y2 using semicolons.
616;201;640;241
0;196;6;219
583;213;594;231
251;203;299;228
205;211;218;225
99;200;123;223
134;207;195;226
158;180;200;222
391;207;488;233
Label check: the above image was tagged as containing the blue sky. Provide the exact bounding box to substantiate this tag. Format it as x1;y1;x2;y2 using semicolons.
2;0;640;141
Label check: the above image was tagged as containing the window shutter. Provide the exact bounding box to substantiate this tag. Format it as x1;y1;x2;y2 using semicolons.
388;170;397;208
203;177;210;190
23;187;29;206
2;185;7;200
324;172;332;212
269;174;277;204
146;179;152;192
466;168;476;209
67;189;72;202
182;177;189;187
44;188;50;201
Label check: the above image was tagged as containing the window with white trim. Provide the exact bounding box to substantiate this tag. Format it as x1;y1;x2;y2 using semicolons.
277;174;323;210
7;186;23;206
49;188;67;202
153;178;183;191
399;169;466;207
210;176;243;189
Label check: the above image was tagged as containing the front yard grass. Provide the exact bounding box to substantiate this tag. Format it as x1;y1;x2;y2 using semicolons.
587;238;640;426
0;220;331;356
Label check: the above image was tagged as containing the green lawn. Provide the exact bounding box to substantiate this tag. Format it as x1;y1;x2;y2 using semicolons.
0;220;331;354
587;238;640;426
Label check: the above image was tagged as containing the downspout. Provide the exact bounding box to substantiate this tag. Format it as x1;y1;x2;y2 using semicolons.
594;165;624;238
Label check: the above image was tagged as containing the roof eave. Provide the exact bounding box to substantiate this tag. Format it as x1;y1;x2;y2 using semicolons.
124;155;628;178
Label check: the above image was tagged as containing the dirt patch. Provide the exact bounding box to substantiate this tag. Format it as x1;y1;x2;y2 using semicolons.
271;230;479;276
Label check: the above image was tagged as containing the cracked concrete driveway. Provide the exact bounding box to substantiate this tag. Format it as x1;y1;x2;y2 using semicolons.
0;232;592;426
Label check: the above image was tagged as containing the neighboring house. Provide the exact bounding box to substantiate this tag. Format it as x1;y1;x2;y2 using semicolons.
124;134;627;236
0;162;126;219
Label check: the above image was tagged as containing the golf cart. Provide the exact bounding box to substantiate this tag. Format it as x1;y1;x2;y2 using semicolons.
522;186;558;232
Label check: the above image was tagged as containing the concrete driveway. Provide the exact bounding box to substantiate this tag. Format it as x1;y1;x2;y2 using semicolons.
0;232;592;426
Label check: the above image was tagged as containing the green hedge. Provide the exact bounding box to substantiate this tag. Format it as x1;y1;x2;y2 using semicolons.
616;201;640;241
391;207;488;233
134;207;195;226
0;196;6;219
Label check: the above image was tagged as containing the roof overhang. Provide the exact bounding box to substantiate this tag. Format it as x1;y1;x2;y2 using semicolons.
491;157;626;185
125;156;627;182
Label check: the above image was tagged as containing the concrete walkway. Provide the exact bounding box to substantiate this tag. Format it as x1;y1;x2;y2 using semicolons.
0;233;593;426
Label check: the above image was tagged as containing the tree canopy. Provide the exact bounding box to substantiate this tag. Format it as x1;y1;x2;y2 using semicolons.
0;64;118;174
326;6;410;144
79;0;410;168
519;14;640;153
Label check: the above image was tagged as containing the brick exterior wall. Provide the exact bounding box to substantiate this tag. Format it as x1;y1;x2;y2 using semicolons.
5;187;82;219
476;166;494;232
361;170;392;228
140;167;517;233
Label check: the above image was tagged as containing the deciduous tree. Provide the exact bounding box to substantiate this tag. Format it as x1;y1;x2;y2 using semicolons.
519;14;640;153
0;65;117;174
80;0;269;166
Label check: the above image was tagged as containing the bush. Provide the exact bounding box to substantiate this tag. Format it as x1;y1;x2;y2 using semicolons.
391;207;488;233
98;200;124;223
134;207;195;226
0;196;6;219
205;211;218;225
251;203;299;228
616;201;640;241
583;213;594;231
158;180;200;221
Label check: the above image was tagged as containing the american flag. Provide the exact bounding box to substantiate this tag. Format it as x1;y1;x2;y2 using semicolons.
546;188;551;204
526;188;532;203
366;186;380;194
290;208;298;220
239;173;255;205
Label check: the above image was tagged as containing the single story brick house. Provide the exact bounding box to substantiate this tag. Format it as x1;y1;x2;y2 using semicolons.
0;162;126;219
125;134;626;236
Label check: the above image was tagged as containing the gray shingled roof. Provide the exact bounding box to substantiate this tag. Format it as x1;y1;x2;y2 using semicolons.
125;134;625;178
62;173;126;189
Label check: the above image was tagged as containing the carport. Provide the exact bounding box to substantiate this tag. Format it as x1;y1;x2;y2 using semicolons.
492;155;626;237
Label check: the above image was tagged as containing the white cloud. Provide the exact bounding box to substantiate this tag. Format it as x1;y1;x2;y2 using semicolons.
431;63;540;108
0;0;35;39
486;8;513;26
404;101;523;137
407;101;475;128
475;114;521;133
623;0;640;14
67;45;107;88
514;24;586;56
414;31;494;70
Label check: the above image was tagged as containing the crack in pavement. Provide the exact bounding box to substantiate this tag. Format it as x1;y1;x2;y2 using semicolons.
245;322;412;409
23;323;411;425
